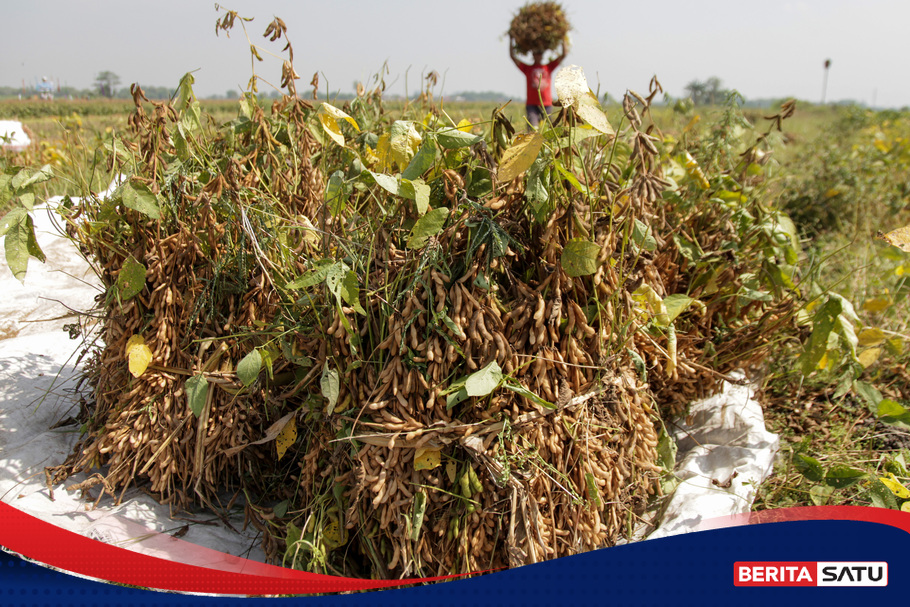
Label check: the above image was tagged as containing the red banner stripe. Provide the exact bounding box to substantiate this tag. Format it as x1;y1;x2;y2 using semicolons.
0;501;459;595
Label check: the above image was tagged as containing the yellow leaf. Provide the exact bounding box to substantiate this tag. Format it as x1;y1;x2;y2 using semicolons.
497;133;544;182
375;133;391;171
445;460;457;484
857;327;887;347
414;447;441;471
862;295;893;313
858;347;882;368
682;115;701;133
456;118;474;133
881;225;910;252
125;334;152;378
554;66;613;136
880;473;910;499
275;415;297;461
389;121;422;169
322;509;347;549
817;350;829;371
317;103;359;147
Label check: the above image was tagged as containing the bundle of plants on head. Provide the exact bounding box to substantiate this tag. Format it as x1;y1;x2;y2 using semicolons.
18;8;808;581
508;1;570;55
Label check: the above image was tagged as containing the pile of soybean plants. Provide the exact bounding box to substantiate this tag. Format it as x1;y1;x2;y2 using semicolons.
35;16;802;579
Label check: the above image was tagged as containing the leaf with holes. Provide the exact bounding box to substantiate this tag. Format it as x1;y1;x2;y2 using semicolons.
414;447;441;471
824;465;866;489
116;256;147;301
275;415;297;461
120;181;161;220
561;239;600;277
793;453;824;482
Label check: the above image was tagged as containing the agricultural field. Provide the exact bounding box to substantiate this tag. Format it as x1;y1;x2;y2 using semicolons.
2;20;910;579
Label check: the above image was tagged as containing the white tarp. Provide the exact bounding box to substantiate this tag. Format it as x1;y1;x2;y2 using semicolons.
646;375;780;539
0;196;780;566
0;121;31;152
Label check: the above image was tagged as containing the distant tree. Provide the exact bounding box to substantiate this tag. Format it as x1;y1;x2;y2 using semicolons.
95;71;121;98
225;89;238;99
704;77;723;105
684;80;707;105
684;77;730;105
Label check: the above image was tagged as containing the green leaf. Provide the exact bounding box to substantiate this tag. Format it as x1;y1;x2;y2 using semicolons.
526;155;551;223
285;259;337;290
809;484;834;506
402;136;437;181
824;465;866;489
553;159;588;195
321;363;340;414
464;361;503;397
445;387;470;410
673;234;703;262
799;296;843;375
663;294;695;323
11;164;54;191
440;313;466;339
632;219;657;252
407;207;449;249
502;381;554;409
237;349;263;387
410;491;427;542
324;170;347;217
115;256;147;301
120;181;161;220
17;192;36;211
341;270;366;315
585;472;603;508
853;380;883;413
866;476;899;509
792;453;824;482
2;208;44;281
561;239;600;277
186;374;209;417
366;171;399;195
273;500;289;519
877;399;910;430
400;178;430;215
436;128;481;149
656;426;677;470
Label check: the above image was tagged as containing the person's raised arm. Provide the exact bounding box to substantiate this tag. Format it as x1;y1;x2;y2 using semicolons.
509;35;525;69
551;38;568;68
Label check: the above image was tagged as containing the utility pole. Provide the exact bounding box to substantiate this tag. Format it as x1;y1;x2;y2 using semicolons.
821;58;831;105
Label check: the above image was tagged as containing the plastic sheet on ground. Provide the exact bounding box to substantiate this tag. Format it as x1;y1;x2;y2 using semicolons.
0;121;31;152
644;375;780;539
0;197;779;567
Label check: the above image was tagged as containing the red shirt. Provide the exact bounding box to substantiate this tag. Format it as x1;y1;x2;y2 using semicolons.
519;59;562;106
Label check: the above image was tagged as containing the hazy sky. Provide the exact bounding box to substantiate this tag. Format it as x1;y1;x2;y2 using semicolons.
3;0;909;107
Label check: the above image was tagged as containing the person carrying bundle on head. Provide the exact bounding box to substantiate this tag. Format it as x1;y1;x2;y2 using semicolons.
509;35;566;129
